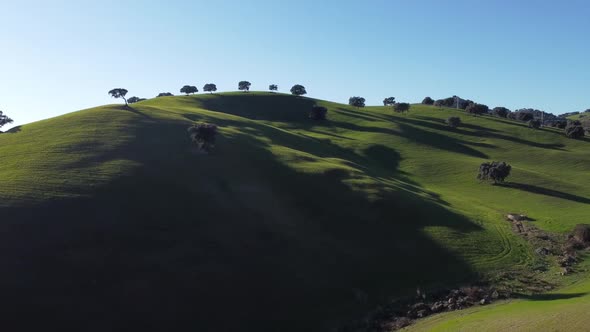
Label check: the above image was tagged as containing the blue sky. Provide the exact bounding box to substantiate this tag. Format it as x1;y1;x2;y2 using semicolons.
1;0;589;128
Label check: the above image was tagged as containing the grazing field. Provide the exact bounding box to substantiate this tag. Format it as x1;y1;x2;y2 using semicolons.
0;92;589;331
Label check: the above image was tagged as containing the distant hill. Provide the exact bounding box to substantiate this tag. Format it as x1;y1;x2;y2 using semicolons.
0;92;589;331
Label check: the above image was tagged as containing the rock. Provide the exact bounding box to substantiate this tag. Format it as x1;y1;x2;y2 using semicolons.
480;298;490;305
416;309;429;318
430;302;445;313
561;267;573;276
507;213;527;222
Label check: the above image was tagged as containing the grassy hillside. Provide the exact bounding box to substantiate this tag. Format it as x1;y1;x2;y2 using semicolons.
0;92;589;331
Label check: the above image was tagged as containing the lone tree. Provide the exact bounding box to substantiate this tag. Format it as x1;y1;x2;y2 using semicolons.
422;97;435;105
180;85;198;95
203;84;217;94
349;96;366;108
309;106;328;120
465;103;489;116
565;121;585;139
528;119;541;129
269;84;278;92
290;84;307;96
108;88;129;106
188;122;218;152
157;92;174;97
477;161;512;184
446;116;461;128
238;81;251;92
383;97;396;106
127;96;146;104
0;110;13;129
394;102;410;113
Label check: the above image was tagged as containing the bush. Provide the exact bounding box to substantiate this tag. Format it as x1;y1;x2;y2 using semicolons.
573;224;590;243
528;119;541;129
188;123;218;152
446;116;461;128
565;121;585;139
349;96;366;108
128;96;146;104
551;119;567;129
513;110;534;122
477;161;511;184
290;84;307;96
465;103;489;116
422;97;434;105
157;92;174;97
309;106;328;120
393;102;410;113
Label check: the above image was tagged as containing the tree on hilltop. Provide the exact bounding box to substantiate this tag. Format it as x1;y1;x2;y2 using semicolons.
203;84;217;94
157;92;174;97
383;97;396;106
349;96;366;109
422;97;434;105
180;85;198;95
465;103;489;116
108;88;129;106
269;84;278;92
290;84;307;96
394;102;411;113
0;110;13;129
238;81;251;92
128;96;146;104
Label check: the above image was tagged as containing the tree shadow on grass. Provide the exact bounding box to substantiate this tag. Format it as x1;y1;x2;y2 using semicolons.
497;182;590;204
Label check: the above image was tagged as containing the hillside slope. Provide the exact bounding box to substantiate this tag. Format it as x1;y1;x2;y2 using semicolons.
0;92;589;331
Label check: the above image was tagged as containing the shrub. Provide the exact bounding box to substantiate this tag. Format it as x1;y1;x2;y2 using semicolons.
477;161;512;184
393;102;410;113
309;106;328;120
465;103;489;116
188;123;218;152
157;92;174;97
446;116;461;128
552;119;567;129
127;96;146;104
565;121;585;139
422;97;434;105
514;110;534;122
528;119;541;129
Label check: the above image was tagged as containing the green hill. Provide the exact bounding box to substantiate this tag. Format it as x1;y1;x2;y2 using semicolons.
0;92;589;331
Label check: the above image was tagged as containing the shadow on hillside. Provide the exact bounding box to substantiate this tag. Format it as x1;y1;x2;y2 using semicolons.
517;292;587;301
399;116;566;151
498;182;590;204
4;126;22;134
0;109;484;332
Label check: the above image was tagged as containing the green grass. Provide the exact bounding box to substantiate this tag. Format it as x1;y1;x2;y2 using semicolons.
0;92;589;331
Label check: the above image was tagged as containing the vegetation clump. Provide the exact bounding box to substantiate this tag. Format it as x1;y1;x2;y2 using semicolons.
290;84;307;96
446;116;461;128
269;84;278;92
573;224;590;244
383;97;396;106
565;121;585;139
309;106;328;120
108;88;129;106
157;92;174;97
422;97;434;105
238;81;251;92
466;103;489;116
477;161;511;184
492;107;510;118
188;122;218;152
394;102;410;113
349;96;366;108
203;84;217;94
127;96;146;104
528;119;541;129
0;110;13;129
180;85;198;95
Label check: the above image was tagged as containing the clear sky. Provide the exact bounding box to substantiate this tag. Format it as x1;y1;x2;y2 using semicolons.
1;0;589;129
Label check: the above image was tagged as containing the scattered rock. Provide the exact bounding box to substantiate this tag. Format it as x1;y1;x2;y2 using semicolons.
480;297;490;305
535;247;550;255
507;213;527;222
573;224;590;245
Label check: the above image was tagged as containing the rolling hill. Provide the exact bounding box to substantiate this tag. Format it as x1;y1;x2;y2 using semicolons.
0;92;589;331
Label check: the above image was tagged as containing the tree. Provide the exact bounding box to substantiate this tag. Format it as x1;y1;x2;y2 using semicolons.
394;102;411;113
309;106;328;120
238;81;251;92
383;97;396;106
513;110;534;122
127;96;146;104
290;84;307;96
157;92;174;97
269;84;278;92
552;119;567;129
492;107;510;118
180;85;198;95
0;110;13;129
203;84;217;94
528;119;541;129
465;103;489;116
477;161;512;184
565;121;585;139
446;116;461;128
349;96;366;108
108;88;129;106
422;97;434;105
188;122;218;152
